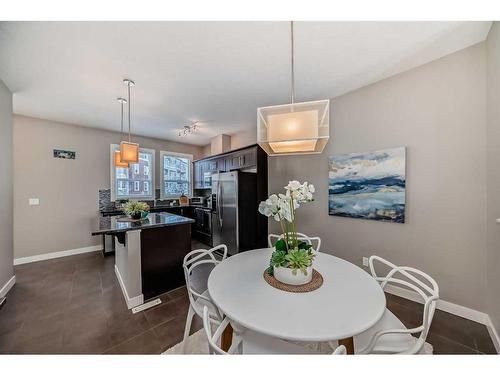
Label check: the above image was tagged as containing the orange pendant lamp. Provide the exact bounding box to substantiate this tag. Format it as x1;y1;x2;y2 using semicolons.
114;97;129;168
120;78;139;163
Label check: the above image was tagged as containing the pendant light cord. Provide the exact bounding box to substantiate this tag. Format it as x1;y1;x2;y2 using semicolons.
127;82;131;143
290;20;295;104
120;100;124;141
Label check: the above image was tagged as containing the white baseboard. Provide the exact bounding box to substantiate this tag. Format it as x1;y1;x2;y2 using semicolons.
385;284;489;324
114;265;144;310
385;284;499;353
13;245;102;265
0;275;16;298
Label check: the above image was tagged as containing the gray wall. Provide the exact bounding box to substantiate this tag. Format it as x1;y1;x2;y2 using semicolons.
266;43;488;311
200;129;257;158
0;80;14;292
486;23;500;333
230;129;257;150
13;115;204;259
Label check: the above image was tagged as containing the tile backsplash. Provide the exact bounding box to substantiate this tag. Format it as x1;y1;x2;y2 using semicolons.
98;189;113;211
98;188;183;211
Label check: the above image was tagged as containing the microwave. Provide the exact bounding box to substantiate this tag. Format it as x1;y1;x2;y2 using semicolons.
190;197;206;206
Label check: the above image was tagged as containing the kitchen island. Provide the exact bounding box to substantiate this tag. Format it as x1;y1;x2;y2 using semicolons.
92;212;194;309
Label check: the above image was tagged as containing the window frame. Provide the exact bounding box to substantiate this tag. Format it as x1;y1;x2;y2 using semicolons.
160;150;193;199
110;144;156;201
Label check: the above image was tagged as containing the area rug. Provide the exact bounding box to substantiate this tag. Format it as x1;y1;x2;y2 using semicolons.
163;329;209;354
162;330;434;355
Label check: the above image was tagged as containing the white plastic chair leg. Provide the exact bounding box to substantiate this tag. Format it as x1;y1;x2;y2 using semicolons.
181;305;195;353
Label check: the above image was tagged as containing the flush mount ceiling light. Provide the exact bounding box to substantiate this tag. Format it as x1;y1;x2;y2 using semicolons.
257;22;330;156
114;97;129;168
120;78;139;163
178;121;199;137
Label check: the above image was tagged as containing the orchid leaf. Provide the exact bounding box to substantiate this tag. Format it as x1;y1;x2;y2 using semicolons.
274;239;287;252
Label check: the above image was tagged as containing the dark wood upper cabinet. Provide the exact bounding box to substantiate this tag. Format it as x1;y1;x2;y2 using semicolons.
193;145;260;189
217;157;226;172
238;148;257;169
224;148;257;171
207;160;218;172
194;161;203;189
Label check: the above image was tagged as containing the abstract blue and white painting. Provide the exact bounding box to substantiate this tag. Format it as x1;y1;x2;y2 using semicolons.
328;147;406;223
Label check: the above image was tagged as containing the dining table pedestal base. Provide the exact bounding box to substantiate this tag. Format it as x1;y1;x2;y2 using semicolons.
338;337;355;354
221;324;234;352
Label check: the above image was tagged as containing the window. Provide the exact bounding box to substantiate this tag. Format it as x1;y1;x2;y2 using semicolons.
160;151;192;199
110;144;155;201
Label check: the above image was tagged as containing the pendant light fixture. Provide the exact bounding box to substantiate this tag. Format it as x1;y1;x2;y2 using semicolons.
257;21;330;156
120;78;139;163
114;97;129;168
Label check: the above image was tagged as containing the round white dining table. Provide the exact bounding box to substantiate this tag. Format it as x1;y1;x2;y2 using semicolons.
207;248;386;354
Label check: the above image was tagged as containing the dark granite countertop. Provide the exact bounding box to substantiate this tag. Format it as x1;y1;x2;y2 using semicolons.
100;204;209;216
92;212;194;236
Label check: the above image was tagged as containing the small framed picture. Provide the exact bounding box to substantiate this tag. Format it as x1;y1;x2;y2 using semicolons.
53;149;76;159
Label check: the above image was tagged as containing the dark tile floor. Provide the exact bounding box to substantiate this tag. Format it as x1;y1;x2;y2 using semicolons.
0;248;497;354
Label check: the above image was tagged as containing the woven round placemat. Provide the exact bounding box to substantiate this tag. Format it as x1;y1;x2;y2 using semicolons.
263;269;323;293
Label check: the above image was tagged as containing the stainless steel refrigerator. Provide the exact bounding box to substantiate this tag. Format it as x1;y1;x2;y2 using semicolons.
212;171;257;255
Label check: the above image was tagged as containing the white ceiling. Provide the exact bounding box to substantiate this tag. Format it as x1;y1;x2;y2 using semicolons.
0;21;492;146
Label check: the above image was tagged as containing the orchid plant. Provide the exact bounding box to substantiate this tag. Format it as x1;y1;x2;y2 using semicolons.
258;181;316;275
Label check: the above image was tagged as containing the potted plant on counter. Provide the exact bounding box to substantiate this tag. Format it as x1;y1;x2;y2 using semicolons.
124;201;150;220
258;181;316;285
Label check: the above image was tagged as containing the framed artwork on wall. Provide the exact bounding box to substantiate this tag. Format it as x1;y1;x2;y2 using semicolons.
328;147;406;223
53;149;76;159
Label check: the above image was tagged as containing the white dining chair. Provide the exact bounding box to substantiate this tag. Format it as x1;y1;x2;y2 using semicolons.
353;255;439;354
181;244;228;353
268;232;321;253
202;306;346;355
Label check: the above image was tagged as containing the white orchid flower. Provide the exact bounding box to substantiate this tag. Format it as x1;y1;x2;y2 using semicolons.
278;199;292;222
259;181;314;230
258;201;271;217
285;180;302;191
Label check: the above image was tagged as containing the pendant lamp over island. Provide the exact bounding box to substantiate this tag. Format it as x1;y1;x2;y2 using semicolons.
114;97;129;168
257;21;330;156
120;78;139;163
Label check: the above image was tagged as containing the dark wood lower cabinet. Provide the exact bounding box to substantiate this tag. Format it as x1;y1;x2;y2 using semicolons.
140;223;192;300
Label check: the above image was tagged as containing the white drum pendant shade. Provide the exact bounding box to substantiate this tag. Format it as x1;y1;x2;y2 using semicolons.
257;99;329;156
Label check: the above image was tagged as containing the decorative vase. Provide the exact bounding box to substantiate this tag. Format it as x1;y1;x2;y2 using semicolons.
273;265;313;285
130;212;142;220
140;211;149;219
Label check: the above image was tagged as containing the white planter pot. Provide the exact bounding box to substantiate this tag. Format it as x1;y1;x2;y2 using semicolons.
273;266;313;285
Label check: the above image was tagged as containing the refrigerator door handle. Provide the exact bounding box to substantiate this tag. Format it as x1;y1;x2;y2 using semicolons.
218;180;223;228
